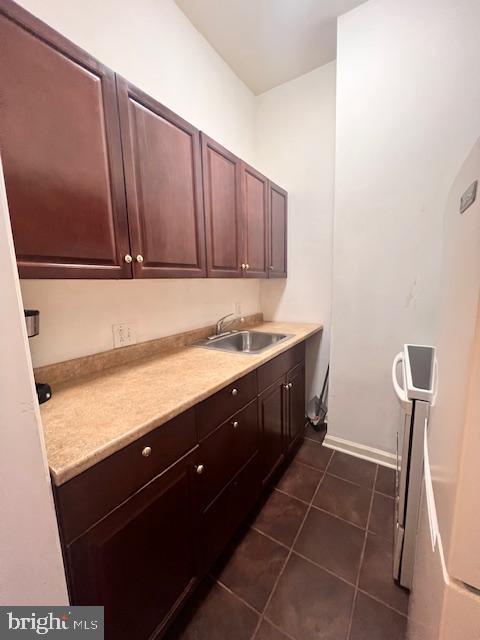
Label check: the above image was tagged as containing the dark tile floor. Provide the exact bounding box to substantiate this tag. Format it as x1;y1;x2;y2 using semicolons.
166;429;408;640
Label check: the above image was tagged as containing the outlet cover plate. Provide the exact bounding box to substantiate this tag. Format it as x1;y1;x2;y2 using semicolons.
112;323;137;349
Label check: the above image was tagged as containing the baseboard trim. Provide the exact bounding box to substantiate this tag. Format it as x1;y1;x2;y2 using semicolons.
323;434;396;468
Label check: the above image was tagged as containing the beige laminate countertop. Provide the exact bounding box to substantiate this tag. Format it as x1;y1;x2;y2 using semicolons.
41;322;322;486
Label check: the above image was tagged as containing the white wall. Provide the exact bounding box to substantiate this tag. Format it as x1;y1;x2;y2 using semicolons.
23;279;261;366
256;63;336;399
330;0;480;453
16;0;261;367
0;159;68;604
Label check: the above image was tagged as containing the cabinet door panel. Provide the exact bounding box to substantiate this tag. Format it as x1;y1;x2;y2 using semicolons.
197;399;259;511
259;378;286;485
242;164;268;278
67;450;199;640
199;452;262;571
287;362;306;447
0;4;131;278
201;134;243;277
268;182;288;278
117;79;206;277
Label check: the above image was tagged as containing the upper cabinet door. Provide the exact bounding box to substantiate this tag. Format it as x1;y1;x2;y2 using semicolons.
241;164;268;278
116;79;206;278
268;181;288;278
0;3;131;278
201;134;243;278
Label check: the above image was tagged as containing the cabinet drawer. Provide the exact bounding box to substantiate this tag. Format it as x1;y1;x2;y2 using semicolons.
56;409;196;544
199;452;262;571
196;370;257;439
257;342;305;393
196;399;259;511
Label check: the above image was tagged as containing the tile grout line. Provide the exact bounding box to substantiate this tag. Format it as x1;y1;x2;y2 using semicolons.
249;525;292;551
261;616;298;640
287;457;330;473
249;449;335;640
288;549;357;589
309;503;370;532
374;489;395;499
276;472;377;507
274;487;315;507
271;487;311;506
356;587;409;618
324;470;377;491
290;451;380;492
346;464;379;640
212;576;265;616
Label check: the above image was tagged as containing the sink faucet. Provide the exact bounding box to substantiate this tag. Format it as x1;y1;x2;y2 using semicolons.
208;313;244;340
214;313;236;337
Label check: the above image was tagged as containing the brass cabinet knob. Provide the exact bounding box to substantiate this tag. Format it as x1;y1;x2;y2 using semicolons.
231;388;238;397
195;464;205;475
288;382;293;389
232;421;239;429
284;383;289;391
124;254;133;264
241;263;246;270
142;446;152;458
136;254;144;263
246;264;250;270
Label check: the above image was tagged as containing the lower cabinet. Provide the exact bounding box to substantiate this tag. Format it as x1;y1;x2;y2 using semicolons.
259;377;286;485
199;453;262;571
258;345;307;483
66;449;199;640
56;342;306;640
286;361;306;452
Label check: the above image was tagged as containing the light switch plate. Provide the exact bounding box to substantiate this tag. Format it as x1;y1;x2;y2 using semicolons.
460;180;477;214
112;323;137;349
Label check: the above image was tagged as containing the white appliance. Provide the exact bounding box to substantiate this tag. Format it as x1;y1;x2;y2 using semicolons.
392;344;436;589
406;139;480;639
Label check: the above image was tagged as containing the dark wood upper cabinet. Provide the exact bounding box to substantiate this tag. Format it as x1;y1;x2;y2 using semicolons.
1;0;288;281
201;133;243;278
0;2;131;278
241;163;268;278
268;181;288;278
116;78;206;278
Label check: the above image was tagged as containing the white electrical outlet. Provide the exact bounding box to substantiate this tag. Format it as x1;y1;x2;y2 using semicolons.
112;323;137;349
234;302;242;316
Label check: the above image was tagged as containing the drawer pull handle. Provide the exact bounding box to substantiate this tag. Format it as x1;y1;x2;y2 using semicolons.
231;388;238;397
232;421;239;429
142;446;152;458
195;464;205;475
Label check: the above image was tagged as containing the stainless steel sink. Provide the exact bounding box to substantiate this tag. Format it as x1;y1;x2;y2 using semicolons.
195;330;293;354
